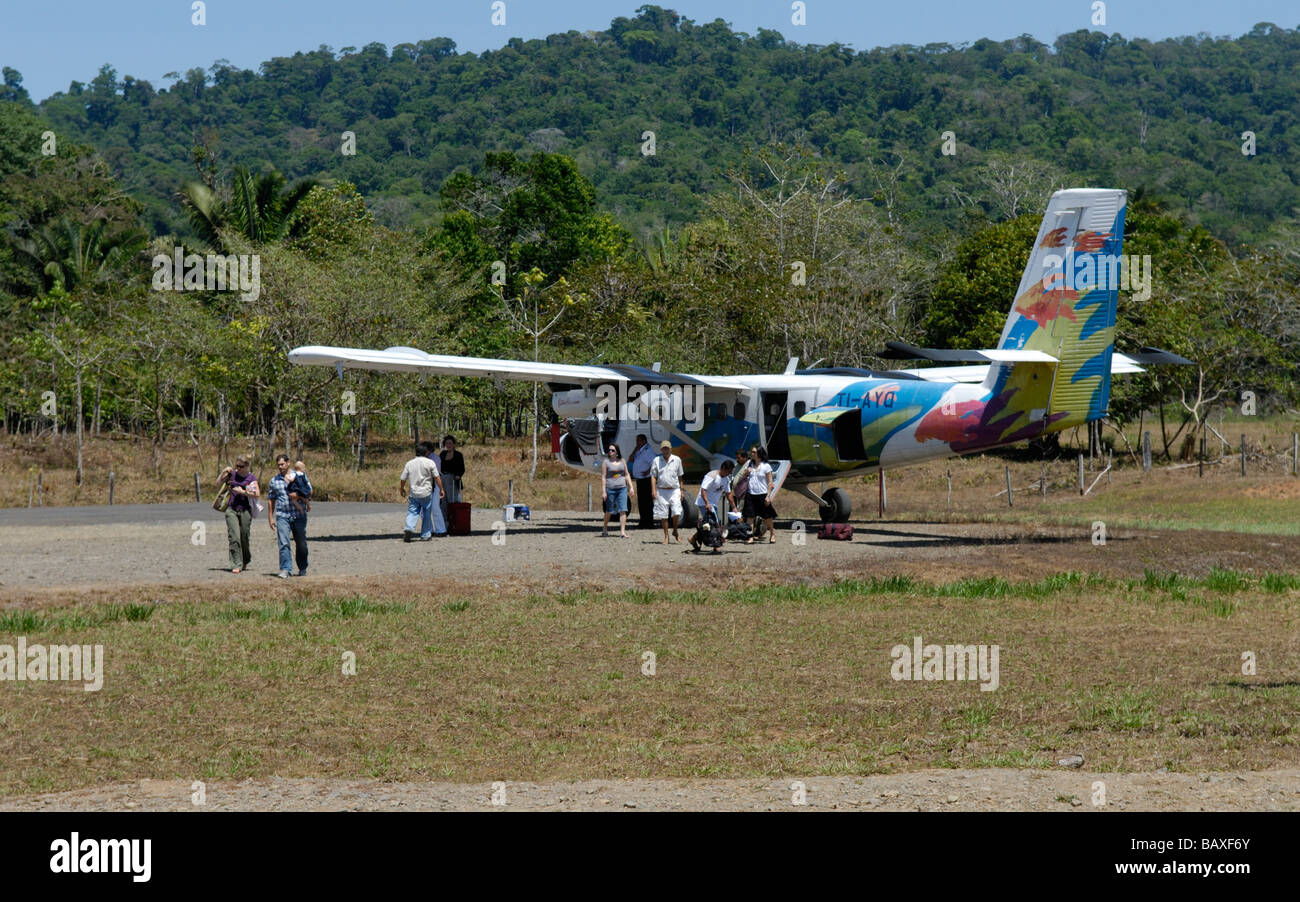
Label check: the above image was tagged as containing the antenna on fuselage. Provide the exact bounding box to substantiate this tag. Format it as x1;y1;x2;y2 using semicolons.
783;357;799;375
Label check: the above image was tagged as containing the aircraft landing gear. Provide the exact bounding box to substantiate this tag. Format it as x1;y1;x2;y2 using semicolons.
678;494;699;530
820;487;852;523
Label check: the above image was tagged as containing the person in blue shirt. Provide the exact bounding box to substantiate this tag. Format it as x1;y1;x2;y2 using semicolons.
266;454;312;578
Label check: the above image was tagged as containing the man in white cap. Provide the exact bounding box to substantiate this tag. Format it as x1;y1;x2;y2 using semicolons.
649;439;685;544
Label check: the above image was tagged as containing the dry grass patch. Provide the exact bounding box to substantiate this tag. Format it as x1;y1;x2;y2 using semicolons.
0;570;1295;796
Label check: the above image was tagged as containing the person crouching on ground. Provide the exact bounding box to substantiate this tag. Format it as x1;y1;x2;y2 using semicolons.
689;458;735;553
650;440;685;545
601;442;634;538
218;457;258;573
268;454;312;577
400;440;445;542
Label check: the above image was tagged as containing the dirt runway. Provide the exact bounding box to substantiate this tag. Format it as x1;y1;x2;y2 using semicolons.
2;502;1298;602
3;770;1297;812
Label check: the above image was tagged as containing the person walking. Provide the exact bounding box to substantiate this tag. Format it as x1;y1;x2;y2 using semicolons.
743;446;777;544
217;458;258;573
267;454;312;577
650;440;685;544
600;442;634;537
629;433;656;529
401;440;445;542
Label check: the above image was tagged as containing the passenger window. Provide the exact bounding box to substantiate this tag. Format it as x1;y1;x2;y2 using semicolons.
794;401;806;417
733;402;746;421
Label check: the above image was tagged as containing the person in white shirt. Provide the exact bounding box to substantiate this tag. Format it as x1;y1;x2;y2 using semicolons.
629;433;657;529
690;459;735;552
742;445;776;544
649;440;685;544
399;441;445;541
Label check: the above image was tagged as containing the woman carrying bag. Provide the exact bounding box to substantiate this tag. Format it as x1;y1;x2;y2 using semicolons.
217;458;259;573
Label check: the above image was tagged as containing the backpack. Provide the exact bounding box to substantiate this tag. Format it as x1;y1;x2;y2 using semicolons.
817;523;853;541
695;509;724;549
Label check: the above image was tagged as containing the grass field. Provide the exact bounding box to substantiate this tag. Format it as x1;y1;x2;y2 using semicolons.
2;568;1296;797
3;417;1297;800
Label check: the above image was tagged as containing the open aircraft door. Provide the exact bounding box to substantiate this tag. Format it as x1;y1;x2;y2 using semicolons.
760;391;791;460
768;459;793;501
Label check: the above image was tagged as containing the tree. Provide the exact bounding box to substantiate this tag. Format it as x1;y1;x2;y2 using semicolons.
181;165;319;249
685;143;929;370
498;268;583;479
7;217;146;479
976;152;1066;221
920;214;1039;350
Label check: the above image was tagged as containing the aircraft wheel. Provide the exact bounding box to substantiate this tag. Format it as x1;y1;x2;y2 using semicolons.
820;487;851;523
679;494;699;530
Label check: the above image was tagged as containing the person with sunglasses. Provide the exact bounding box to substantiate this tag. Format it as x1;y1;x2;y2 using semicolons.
600;442;634;537
217;458;259;573
742;446;777;544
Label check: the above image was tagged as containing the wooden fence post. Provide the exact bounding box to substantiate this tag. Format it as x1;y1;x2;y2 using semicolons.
1240;434;1247;477
1141;430;1151;471
108;471;114;505
1077;454;1084;495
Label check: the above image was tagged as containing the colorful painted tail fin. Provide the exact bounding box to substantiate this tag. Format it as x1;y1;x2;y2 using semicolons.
987;188;1128;434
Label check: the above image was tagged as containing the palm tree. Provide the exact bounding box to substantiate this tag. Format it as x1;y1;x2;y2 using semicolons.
5;217;144;485
181;165;319;248
8;217;146;295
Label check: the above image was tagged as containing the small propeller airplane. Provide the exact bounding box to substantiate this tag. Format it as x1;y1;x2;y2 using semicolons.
290;188;1189;526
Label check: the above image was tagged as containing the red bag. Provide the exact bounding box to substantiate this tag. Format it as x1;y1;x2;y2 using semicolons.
448;502;472;536
817;523;853;541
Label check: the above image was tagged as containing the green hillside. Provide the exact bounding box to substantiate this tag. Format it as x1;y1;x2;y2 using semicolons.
12;7;1300;244
0;7;1297;456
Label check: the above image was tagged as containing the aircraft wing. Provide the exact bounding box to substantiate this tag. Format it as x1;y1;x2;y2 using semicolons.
289;345;750;390
894;353;1149;384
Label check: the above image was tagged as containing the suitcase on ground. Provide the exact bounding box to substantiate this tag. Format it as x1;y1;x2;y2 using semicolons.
448;502;472;536
817;522;853;541
726;521;752;542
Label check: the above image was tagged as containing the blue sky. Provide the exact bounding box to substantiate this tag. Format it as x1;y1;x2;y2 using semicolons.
2;0;1296;102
